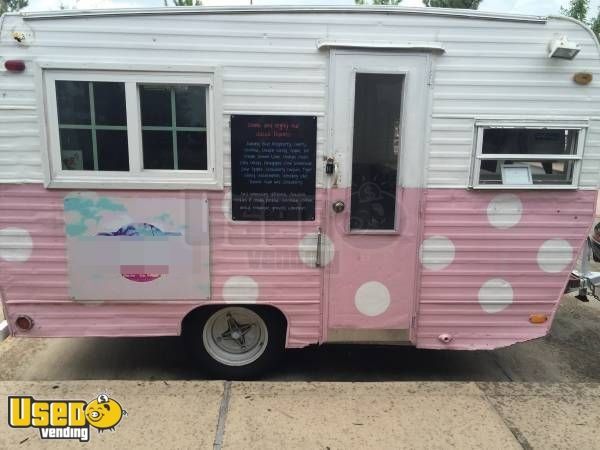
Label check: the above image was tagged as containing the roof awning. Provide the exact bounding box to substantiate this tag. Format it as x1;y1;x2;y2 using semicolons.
317;40;445;53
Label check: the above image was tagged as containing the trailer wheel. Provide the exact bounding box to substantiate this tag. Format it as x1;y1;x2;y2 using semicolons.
184;306;285;379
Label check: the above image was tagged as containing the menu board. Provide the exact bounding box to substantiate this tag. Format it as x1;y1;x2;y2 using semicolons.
230;115;317;221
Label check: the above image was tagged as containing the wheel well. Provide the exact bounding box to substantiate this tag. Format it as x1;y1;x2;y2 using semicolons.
181;304;288;338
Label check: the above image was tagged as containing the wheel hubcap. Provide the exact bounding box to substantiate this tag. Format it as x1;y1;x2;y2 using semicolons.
203;307;268;367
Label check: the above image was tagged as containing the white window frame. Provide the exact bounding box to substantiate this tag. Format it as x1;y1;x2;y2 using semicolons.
39;66;222;190
470;121;587;190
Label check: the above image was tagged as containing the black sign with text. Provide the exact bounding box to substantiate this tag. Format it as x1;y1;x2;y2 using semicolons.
230;115;317;221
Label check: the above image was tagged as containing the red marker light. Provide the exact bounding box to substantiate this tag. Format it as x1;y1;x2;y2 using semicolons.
4;60;26;73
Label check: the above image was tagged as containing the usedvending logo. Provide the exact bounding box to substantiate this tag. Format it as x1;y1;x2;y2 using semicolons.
8;393;127;442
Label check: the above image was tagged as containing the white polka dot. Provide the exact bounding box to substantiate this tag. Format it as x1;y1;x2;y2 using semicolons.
537;239;573;273
222;191;232;222
0;227;33;262
419;236;455;271
222;276;258;303
354;281;390;317
478;278;513;313
487;194;523;229
298;232;335;267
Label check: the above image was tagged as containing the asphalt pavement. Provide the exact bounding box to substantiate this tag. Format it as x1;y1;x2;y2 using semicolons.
1;294;600;449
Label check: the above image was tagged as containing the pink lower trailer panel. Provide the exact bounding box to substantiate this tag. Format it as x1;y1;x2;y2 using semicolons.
1;185;594;346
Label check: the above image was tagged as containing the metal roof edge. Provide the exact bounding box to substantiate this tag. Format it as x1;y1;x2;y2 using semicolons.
549;15;600;63
13;6;548;24
549;14;600;57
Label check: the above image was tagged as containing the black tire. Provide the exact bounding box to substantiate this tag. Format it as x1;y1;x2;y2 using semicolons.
183;306;285;379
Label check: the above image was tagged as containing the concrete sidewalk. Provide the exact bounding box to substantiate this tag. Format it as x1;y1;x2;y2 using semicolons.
1;381;599;449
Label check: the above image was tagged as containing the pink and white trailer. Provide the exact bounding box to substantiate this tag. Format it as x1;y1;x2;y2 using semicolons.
1;6;599;377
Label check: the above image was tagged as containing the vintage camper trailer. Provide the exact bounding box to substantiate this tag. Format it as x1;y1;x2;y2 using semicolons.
1;6;599;377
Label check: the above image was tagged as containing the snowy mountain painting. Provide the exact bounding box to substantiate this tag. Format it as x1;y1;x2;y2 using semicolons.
98;222;182;238
64;193;210;300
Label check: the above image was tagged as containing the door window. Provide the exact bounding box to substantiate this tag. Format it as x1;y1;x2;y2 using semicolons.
350;73;403;230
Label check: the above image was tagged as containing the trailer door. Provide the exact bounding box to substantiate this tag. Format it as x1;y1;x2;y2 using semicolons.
325;52;429;342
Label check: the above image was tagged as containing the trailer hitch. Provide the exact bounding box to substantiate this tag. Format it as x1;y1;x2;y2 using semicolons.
572;237;600;303
574;275;600;303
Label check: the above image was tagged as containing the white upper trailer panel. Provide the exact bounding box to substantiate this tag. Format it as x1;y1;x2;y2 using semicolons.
1;6;599;188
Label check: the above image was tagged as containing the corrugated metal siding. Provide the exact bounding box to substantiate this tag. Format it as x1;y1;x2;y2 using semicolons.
0;71;42;182
1;13;600;187
428;18;600;188
417;189;597;350
581;119;600;187
0;184;324;346
208;190;325;347
0;185;69;317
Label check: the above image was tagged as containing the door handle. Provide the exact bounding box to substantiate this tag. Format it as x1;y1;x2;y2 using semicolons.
316;227;322;268
332;201;345;213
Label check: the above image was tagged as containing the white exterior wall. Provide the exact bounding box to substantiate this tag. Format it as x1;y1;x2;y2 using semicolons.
0;9;599;188
429;18;600;188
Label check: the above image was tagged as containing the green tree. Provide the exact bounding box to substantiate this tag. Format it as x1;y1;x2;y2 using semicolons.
560;0;600;40
164;0;202;5
591;8;600;37
560;0;589;22
1;0;29;15
355;0;403;5
424;0;481;8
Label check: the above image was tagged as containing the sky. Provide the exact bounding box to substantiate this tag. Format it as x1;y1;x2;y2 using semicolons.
19;0;600;20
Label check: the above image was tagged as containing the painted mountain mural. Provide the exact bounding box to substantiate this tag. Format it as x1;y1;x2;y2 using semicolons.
97;222;182;237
